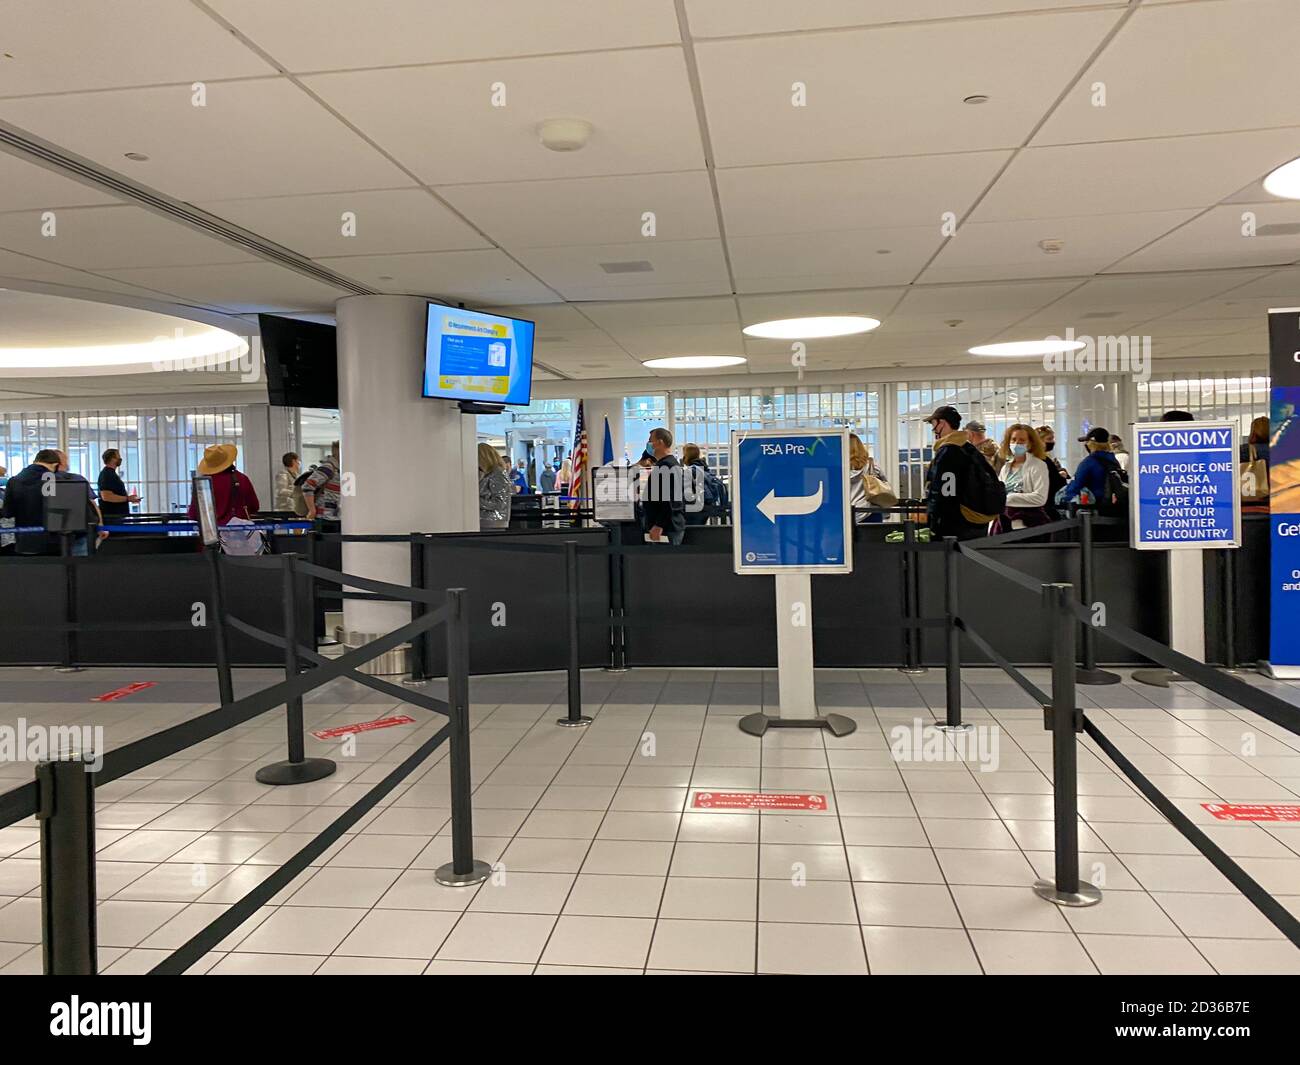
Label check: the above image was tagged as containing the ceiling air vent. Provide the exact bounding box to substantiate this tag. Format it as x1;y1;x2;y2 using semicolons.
1256;222;1300;237
599;260;654;274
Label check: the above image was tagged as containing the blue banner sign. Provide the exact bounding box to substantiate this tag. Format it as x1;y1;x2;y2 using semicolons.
732;428;852;574
1130;421;1240;550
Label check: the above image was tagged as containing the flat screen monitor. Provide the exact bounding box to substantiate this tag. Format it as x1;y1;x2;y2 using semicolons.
260;314;338;408
422;304;534;406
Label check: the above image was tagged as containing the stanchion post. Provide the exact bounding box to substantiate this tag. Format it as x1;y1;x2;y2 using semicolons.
1221;548;1245;673
1076;508;1120;685
207;547;234;707
1034;582;1101;908
37;754;97;974
436;587;489;887
606;532;628;672
557;540;593;727
56;532;81;673
899;519;926;674
406;533;429;685
255;554;336;786
937;537;969;733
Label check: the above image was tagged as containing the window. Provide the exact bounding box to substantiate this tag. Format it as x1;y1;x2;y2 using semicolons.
0;412;59;474
1138;370;1270;441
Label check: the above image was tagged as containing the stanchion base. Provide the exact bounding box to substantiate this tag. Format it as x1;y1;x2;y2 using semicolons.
1130;668;1187;688
55;666;83;674
1076;667;1122;686
935;722;974;734
738;712;857;738
897;666;928;675
556;715;593;728
435;859;492;888
603;666;630;674
255;757;337;786
401;676;431;688
1032;878;1102;908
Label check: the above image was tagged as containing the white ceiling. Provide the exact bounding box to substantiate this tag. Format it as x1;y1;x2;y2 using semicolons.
0;0;1295;393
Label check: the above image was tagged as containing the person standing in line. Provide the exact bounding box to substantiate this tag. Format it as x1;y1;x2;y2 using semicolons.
923;405;999;541
1058;428;1123;509
274;451;300;511
1036;423;1070;519
302;441;341;521
510;458;530;495
993;424;1052;534
540;461;557;493
643;427;685;544
1109;435;1130;474
2;449;102;555
556;457;572;496
477;443;512;529
97;448;140;519
966;420;1002;474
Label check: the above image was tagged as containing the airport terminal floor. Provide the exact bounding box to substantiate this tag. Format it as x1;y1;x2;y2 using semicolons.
3;664;1298;977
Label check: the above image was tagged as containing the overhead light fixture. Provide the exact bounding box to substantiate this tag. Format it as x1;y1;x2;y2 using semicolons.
537;117;592;152
743;316;880;339
1263;156;1300;199
0;327;247;375
642;355;746;369
969;339;1086;357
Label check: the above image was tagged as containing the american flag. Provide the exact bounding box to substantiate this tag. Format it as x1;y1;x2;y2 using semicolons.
571;400;589;509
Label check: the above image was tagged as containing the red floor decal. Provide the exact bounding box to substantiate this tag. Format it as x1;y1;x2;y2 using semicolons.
692;791;828;811
312;715;417;740
91;682;156;702
1202;802;1300;822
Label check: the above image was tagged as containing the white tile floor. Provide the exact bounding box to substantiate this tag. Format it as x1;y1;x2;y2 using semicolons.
1;664;1299;975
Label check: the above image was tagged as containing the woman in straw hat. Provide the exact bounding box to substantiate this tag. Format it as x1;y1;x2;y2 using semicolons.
187;443;260;526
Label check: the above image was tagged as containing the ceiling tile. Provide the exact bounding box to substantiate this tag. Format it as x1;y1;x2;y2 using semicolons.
304;49;704;185
0;151;120;211
207;0;681;70
1035;0;1300;145
730;226;939;291
99;262;353;313
0;80;413;201
695;11;1120;166
313;248;558;304
1106;202;1300;274
440;171;718;249
580;298;738;330
199;188;490;257
511;239;730;301
0;0;273;95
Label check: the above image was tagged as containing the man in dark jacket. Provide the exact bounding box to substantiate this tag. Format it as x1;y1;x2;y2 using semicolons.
924;406;993;541
1060;427;1123;506
643;427;686;544
1;449;101;555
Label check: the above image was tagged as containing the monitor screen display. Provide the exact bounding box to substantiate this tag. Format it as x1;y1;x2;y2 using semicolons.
260;314;337;408
422;304;534;406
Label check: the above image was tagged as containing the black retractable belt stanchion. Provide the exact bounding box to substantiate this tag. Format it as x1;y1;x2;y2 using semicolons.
1220;548;1249;674
255;554;337;786
1075;509;1121;685
557;539;592;727
406;533;429;686
605;534;628;672
899;520;926;674
436;587;490;887
937;537;970;733
56;532;80;673
208;548;235;707
1034;582;1101;908
37;753;97;974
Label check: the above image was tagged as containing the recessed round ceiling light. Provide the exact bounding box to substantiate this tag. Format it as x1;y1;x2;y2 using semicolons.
642;355;747;369
743;316;880;339
963;94;990;105
123;152;149;162
0;327;247;375
969;339;1086;357
1263;156;1300;199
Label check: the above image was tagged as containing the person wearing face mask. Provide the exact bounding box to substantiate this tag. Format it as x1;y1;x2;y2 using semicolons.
924;405;1002;540
1036;424;1070;518
642;427;685;544
992;424;1051;534
1059;427;1124;510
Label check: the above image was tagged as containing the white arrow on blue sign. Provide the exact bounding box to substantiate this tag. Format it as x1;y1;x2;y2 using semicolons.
732;428;853;574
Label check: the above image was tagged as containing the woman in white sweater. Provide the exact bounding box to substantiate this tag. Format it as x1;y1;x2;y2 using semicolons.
993;423;1051;534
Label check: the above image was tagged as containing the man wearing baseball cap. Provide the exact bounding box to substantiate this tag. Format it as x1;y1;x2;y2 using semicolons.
923;405;1001;539
1059;427;1124;509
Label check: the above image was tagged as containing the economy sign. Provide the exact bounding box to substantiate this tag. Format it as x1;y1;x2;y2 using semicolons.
1130;421;1240;550
732;428;851;574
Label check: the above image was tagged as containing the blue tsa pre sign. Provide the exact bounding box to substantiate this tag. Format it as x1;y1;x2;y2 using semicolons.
732;428;852;574
1130;420;1240;550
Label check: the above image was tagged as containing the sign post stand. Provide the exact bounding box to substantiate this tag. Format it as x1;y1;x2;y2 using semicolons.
733;428;856;738
1127;421;1240;687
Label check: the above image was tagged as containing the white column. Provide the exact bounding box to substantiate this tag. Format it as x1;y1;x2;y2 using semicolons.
239;402;274;506
1168;551;1207;662
775;572;816;718
579;396;625;465
336;295;477;638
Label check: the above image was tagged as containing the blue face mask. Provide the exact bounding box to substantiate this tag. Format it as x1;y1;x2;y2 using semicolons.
1011;443;1028;457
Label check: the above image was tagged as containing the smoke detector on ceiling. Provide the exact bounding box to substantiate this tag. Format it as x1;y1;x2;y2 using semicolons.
537;117;593;152
1038;238;1066;254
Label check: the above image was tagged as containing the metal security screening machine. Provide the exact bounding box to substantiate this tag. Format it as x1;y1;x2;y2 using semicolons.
732;428;855;737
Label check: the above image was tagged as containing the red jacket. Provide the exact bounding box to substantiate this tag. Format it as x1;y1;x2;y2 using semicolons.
188;467;260;524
